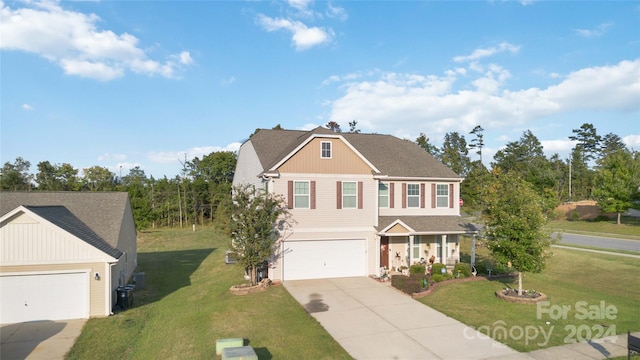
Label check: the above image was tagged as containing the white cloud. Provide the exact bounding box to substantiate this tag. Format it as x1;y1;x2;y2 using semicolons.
574;23;613;38
453;42;521;63
624;134;640;149
221;76;236;86
0;1;192;81
326;58;640;144
541;139;576;153
326;2;348;21
98;153;127;161
257;14;332;50
22;103;34;110
148;143;242;164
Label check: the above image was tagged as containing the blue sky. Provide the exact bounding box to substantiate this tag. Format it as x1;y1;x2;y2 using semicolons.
1;0;639;179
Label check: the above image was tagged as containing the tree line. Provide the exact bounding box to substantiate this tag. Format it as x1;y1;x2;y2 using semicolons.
2;122;639;228
0;151;237;230
415;123;640;223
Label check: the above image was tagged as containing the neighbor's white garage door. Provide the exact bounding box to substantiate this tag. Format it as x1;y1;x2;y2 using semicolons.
0;272;89;323
283;239;366;281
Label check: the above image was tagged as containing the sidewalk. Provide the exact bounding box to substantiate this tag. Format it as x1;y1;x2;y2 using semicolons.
522;332;634;360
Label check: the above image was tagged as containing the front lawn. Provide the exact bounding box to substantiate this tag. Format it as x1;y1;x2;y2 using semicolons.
419;246;640;352
547;217;640;240
67;227;352;360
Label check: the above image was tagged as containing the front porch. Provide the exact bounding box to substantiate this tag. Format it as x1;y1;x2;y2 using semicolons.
376;216;479;276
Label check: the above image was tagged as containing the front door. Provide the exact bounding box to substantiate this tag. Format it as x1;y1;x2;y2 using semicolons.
380;236;389;268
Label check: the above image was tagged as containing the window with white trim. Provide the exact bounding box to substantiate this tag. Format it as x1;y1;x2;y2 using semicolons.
436;184;449;208
321;141;332;159
342;181;357;208
412;236;421;260
378;182;389;208
407;183;420;208
294;181;310;209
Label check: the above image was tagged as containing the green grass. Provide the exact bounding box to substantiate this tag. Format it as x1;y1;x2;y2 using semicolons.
420;243;640;352
547;217;640;240
67;227;352;360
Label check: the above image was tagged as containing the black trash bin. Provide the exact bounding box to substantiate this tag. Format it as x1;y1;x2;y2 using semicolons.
116;286;134;310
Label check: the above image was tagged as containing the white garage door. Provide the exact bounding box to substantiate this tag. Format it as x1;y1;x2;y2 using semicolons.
0;272;89;324
283;239;366;280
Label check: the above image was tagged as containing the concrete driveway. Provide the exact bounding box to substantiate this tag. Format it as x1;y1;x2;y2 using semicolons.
1;319;86;360
284;277;527;360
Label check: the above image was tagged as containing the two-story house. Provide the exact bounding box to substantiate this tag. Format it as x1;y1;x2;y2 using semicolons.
233;127;478;281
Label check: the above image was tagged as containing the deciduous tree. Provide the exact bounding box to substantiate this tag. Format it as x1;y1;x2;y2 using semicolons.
483;170;555;295
228;184;289;286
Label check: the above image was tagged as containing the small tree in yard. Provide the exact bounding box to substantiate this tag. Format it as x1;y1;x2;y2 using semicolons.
483;170;555;296
228;184;288;286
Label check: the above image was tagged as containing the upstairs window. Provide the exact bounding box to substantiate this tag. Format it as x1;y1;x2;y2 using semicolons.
378;183;389;208
436;184;449;208
342;181;357;208
321;141;332;159
294;181;310;209
407;183;420;208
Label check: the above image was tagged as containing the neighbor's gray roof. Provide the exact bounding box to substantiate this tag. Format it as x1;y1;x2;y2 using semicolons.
248;127;461;179
377;216;479;234
25;206;123;258
0;192;132;257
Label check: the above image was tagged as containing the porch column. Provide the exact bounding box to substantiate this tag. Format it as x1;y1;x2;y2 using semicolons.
471;234;476;267
441;235;447;264
408;235;414;267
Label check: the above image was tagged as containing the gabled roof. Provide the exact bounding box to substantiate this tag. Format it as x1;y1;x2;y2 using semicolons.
15;205;124;258
248;127;461;179
377;216;479;235
0;192;133;256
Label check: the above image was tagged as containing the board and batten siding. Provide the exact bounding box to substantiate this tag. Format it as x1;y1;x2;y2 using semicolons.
1;213;116;264
278;138;373;175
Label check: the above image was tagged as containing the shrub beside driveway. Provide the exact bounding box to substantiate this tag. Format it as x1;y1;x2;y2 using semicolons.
67;227;351;360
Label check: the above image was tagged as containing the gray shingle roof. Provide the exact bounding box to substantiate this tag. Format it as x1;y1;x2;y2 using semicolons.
25;206;123;258
249;127;461;178
377;216;479;234
0;192;132;257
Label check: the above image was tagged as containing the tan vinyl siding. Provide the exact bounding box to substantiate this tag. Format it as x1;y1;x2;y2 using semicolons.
379;181;460;217
0;262;108;317
278;138;373;174
387;223;410;234
1;215;115;264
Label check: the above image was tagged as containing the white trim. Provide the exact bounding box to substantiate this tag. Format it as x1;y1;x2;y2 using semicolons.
320;141;332;159
269;134;381;173
374;175;463;182
435;183;449;208
342;181;358;209
292;180;311;209
377;219;416;234
406;183;421;208
0;269;92;277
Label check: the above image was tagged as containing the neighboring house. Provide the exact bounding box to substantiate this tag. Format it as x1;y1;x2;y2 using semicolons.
233;127;478;281
0;192;137;323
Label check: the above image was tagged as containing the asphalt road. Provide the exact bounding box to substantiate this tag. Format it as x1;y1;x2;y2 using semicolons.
556;232;640;252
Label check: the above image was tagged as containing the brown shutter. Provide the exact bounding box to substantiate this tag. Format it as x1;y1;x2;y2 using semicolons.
389;183;395;208
336;181;342;209
450;183;454;208
402;183;407;208
431;183;436;208
288;181;294;209
311;181;316;209
420;183;426;208
358;181;363;209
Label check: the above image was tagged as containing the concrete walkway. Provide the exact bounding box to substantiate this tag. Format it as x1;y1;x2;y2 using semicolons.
0;319;86;360
284;277;635;360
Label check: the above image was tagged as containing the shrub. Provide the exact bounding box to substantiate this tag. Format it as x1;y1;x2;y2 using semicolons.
453;263;472;278
391;275;408;291
403;279;421;294
569;210;580;221
431;263;446;276
410;264;426;275
431;274;445;282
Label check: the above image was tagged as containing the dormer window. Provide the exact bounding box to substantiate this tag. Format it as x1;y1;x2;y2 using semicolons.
321;141;332;159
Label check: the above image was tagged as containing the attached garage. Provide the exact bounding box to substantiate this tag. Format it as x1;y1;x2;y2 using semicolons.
0;272;89;323
282;239;367;280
